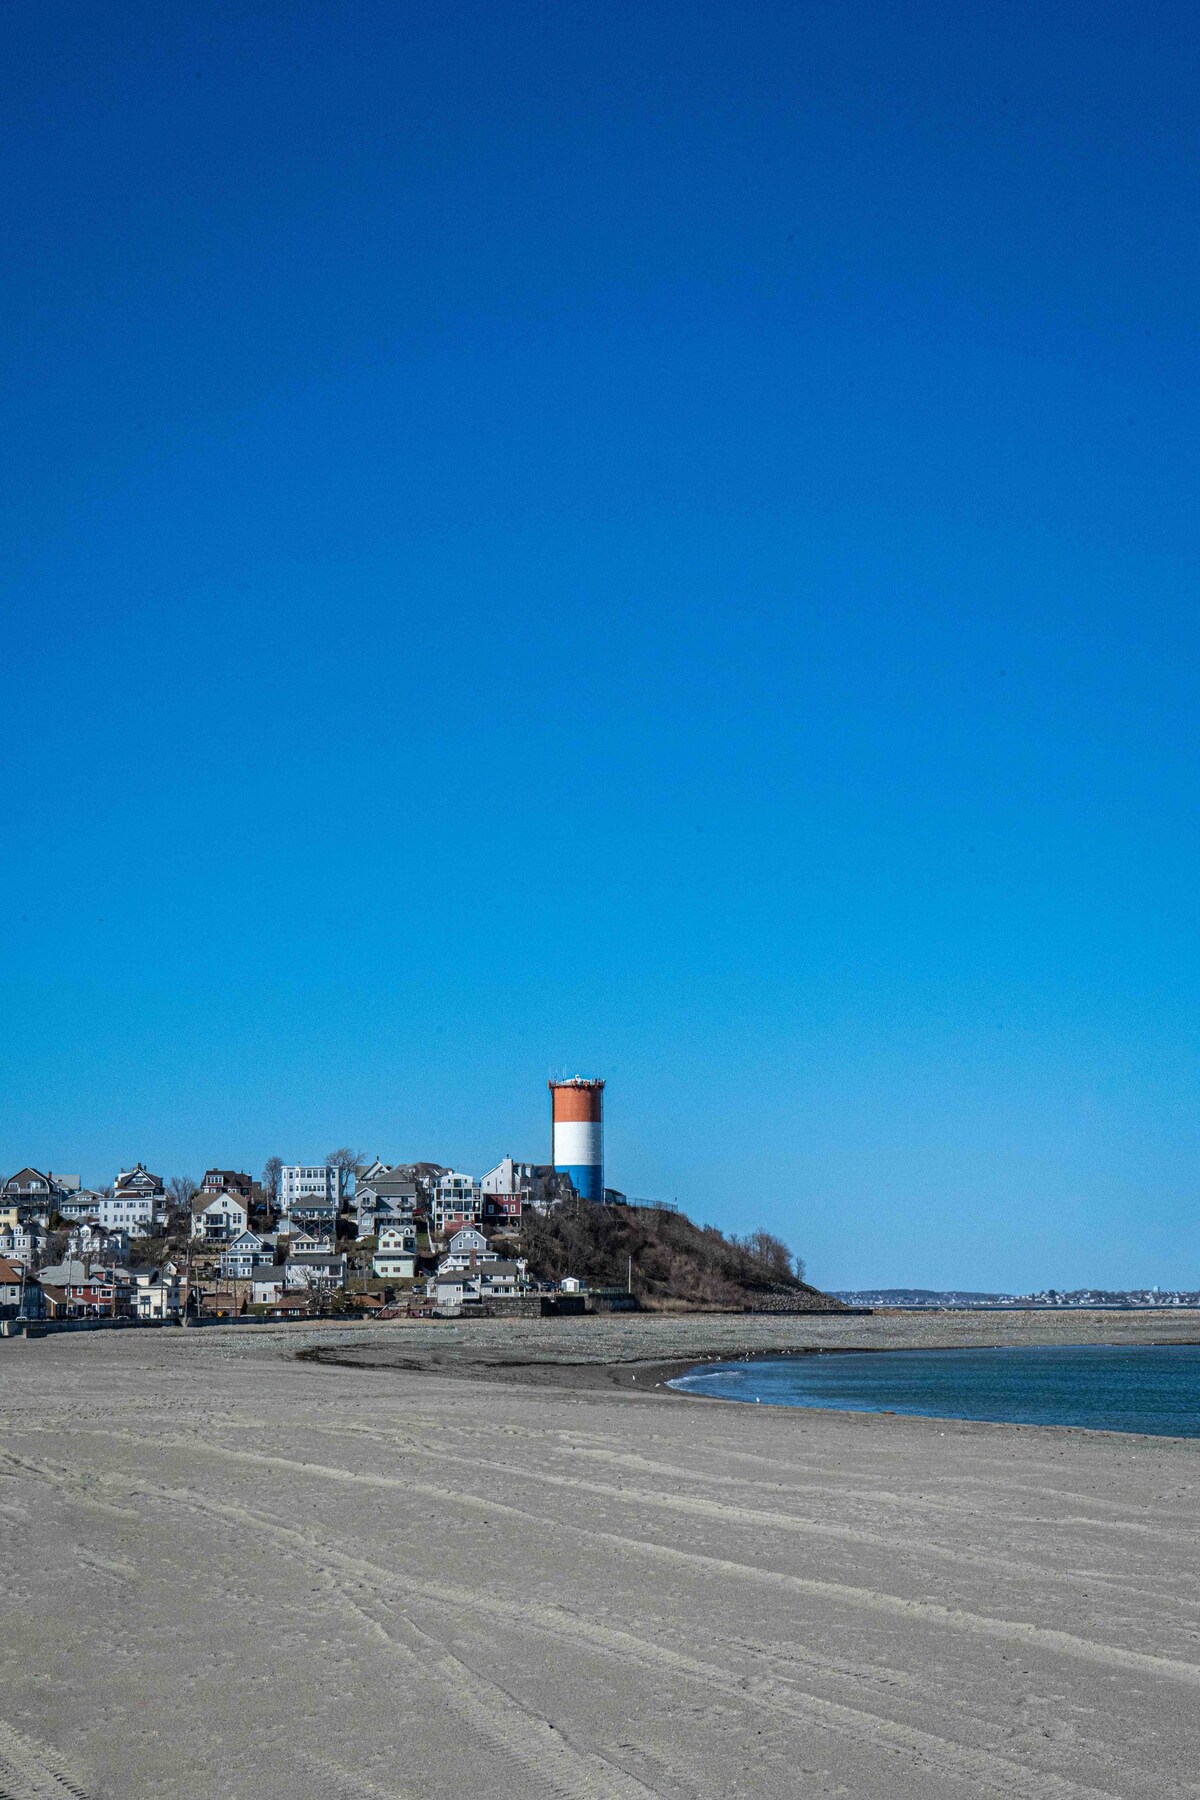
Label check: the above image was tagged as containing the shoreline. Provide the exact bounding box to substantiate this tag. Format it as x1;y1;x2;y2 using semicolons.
293;1306;1200;1427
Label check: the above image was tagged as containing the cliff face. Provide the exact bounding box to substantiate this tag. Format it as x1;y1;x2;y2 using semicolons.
514;1200;845;1311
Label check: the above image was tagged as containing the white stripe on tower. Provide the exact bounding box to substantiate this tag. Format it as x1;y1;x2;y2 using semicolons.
552;1120;602;1165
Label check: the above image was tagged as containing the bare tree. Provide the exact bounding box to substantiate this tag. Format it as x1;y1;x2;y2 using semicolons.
261;1157;283;1205
738;1229;803;1283
326;1147;366;1178
167;1175;198;1211
39;1229;70;1270
326;1148;366;1201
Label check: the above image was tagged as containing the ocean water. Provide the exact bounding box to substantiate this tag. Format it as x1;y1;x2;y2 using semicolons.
668;1343;1200;1436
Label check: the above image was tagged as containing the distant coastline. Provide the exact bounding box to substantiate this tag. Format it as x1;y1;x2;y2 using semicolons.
835;1287;1200;1311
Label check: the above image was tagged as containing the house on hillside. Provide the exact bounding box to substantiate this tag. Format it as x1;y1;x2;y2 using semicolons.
377;1221;417;1254
480;1157;528;1224
0;1222;39;1267
438;1226;498;1272
200;1169;256;1201
280;1229;324;1255
430;1172;481;1237
67;1221;128;1262
480;1158;573;1216
279;1165;343;1215
105;1165;168;1236
355;1171;418;1240
58;1190;104;1222
114;1164;167;1204
482;1191;522;1225
283;1198;338;1239
1;1168;68;1224
218;1230;276;1280
190;1190;249;1243
372;1242;416;1280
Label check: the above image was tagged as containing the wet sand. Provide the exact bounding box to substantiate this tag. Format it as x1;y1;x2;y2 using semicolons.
2;1310;1199;1797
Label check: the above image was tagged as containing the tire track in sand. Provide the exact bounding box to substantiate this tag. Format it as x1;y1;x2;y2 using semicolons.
0;1722;92;1800
17;1432;1193;1694
0;1447;1152;1800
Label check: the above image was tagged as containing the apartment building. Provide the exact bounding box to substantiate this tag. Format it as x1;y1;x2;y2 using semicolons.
279;1165;344;1215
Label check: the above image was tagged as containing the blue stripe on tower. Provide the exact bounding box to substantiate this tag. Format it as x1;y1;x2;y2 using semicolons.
562;1163;604;1202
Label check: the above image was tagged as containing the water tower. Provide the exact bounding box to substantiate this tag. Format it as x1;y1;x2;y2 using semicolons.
549;1077;605;1202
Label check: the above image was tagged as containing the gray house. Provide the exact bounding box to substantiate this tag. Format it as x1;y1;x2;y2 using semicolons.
434;1261;527;1308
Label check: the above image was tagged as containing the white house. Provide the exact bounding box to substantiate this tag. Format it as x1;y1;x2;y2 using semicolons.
0;1224;39;1267
87;1190;161;1238
112;1164;168;1227
58;1189;106;1222
134;1263;186;1320
285;1250;347;1291
251;1267;288;1305
430;1172;481;1236
280;1229;324;1255
377;1222;417;1255
190;1190;249;1243
372;1247;416;1280
67;1221;128;1262
279;1165;343;1214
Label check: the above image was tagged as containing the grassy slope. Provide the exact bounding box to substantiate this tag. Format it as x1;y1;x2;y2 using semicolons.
513;1200;844;1310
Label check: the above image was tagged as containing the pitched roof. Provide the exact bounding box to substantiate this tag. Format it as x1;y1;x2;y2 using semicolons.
437;1260;524;1283
38;1259;87;1285
191;1190;247;1213
114;1163;164;1190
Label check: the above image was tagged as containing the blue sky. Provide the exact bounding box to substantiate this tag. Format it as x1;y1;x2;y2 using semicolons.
3;0;1199;1291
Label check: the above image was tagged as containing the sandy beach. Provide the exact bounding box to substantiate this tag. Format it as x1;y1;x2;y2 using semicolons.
3;1310;1200;1798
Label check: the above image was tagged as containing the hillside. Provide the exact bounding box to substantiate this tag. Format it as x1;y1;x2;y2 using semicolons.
514;1199;845;1311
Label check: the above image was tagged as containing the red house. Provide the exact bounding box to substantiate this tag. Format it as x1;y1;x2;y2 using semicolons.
482;1193;522;1224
